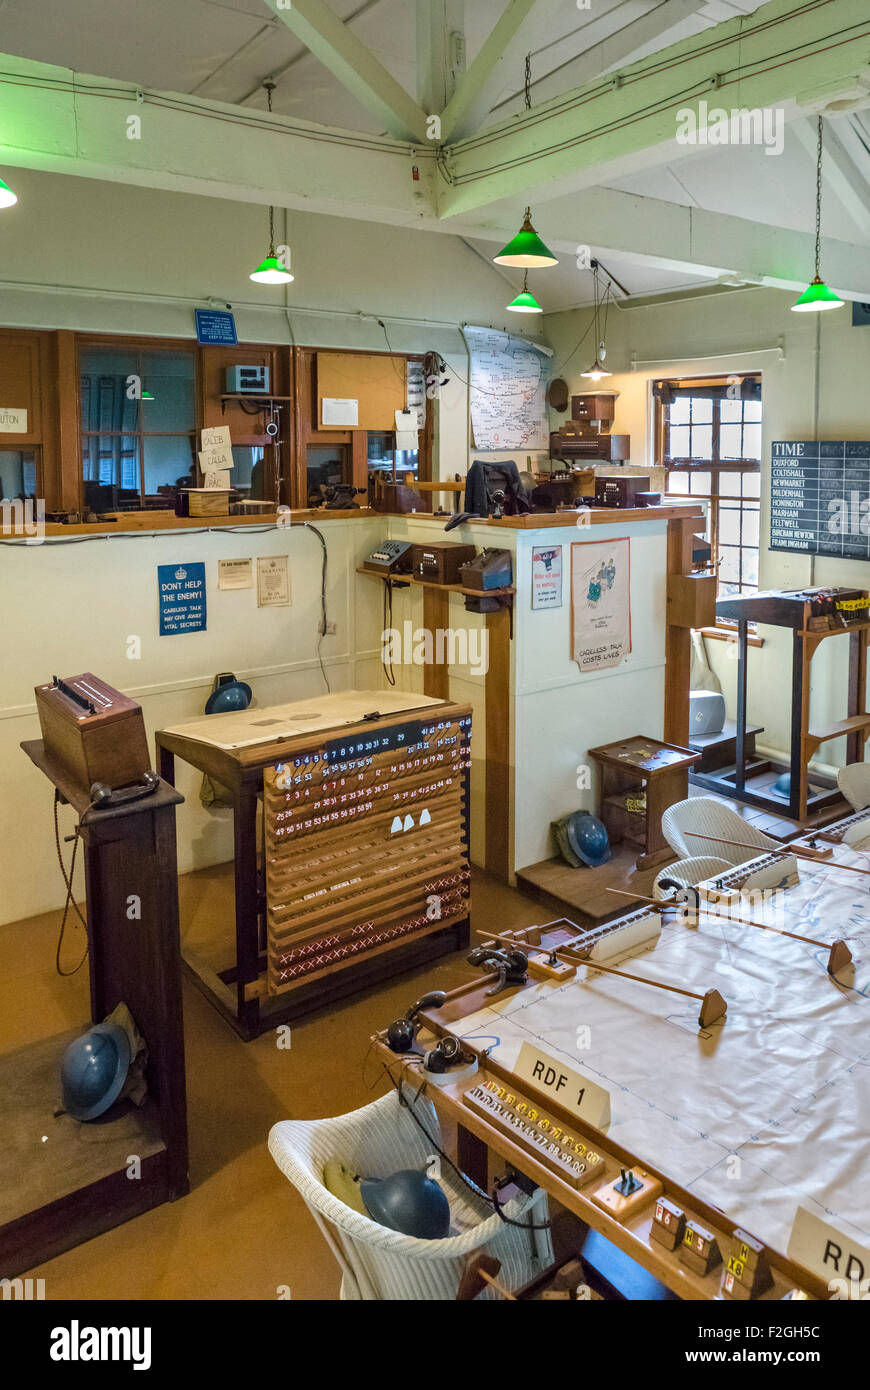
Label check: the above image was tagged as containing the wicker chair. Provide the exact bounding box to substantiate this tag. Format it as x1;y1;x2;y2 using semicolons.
653;855;733;900
268;1087;553;1300
661;796;775;866
837;763;870;812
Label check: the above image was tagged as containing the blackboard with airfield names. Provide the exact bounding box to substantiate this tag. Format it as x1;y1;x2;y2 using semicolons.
770;440;870;559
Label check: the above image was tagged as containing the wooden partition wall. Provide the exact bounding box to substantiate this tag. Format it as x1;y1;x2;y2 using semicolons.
0;328;431;514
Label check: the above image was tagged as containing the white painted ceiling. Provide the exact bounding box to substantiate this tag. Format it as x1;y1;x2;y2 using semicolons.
2;0;870;307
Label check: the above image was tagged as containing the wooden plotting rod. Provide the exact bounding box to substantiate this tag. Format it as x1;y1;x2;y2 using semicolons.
689;833;870;881
606;888;853;975
476;927;726;1028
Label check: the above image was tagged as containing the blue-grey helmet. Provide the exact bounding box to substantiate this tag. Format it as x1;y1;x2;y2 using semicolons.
60;1023;132;1121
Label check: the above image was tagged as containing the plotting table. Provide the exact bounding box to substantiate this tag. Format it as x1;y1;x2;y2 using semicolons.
381;815;870;1298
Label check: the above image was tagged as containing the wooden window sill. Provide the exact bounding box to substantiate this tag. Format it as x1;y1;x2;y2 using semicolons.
39;508;375;537
699;625;764;648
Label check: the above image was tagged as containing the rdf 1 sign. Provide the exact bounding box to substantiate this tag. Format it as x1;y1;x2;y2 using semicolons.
514;1041;611;1128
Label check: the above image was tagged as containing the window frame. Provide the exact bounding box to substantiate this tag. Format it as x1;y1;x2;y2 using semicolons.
655;375;762;608
79;337;199;511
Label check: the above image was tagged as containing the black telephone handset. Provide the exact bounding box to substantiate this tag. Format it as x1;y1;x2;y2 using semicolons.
89;769;160;810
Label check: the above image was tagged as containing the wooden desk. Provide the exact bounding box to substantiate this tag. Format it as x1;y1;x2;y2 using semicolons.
157;692;472;1039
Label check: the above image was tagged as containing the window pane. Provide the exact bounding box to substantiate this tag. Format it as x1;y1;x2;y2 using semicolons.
720;472;741;496
742;471;761;498
80;349;140;431
83;437;141;511
743;506;760;546
689;471;711;495
744;400;762;422
720;423;743;459
719;546;741;584
669;398;690;425
231;446;266;499
140;351;195;432
720;398;742;422
691;424;713;459
719;506;741;544
143;436;195;505
742;423;762;459
742;550;759;586
668;425;689;458
666;470;689;493
0;449;37;501
690;397;713;423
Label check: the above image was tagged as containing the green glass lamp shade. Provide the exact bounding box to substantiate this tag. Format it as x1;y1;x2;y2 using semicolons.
0;177;18;208
791;276;844;312
506;287;543;313
249;254;294;284
494;210;558;267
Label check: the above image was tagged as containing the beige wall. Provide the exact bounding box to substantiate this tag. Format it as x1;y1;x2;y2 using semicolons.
545;286;870;771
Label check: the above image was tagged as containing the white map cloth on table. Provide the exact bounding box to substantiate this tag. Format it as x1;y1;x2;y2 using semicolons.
463;326;549;452
448;844;870;1260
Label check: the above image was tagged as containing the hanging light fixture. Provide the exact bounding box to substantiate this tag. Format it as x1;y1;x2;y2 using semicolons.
493;207;558;267
0;176;17;208
791;116;844;312
506;271;543;314
580;261;612;378
250;80;294;286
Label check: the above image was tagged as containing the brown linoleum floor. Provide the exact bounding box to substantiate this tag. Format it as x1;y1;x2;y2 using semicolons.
3;863;546;1300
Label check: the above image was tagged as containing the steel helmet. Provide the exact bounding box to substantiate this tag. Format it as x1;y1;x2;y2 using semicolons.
205;676;252;715
566;810;612;868
323;1160;450;1239
60;1022;132;1122
359;1170;451;1240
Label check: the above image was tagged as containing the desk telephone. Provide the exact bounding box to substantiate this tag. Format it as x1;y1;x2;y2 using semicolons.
362;540;413;574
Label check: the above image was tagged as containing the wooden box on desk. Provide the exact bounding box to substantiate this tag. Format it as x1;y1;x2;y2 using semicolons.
667;573;718;629
34;674;151;794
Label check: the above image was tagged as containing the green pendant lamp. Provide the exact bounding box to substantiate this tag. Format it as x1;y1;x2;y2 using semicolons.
506;271;543;313
494;207;558;267
0;176;18;208
791;117;844;313
250;80;294;286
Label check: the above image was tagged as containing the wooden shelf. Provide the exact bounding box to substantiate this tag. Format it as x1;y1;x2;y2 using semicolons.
807;713;870;747
356;566;515;599
220;393;293;402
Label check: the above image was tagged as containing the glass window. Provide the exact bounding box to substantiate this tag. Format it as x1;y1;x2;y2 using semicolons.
231;446;267;500
660;376;762;602
307;445;348;502
366;431;419;475
0;449;38;501
80;344;196;510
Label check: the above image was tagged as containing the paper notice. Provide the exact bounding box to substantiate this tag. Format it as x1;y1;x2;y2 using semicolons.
198;444;234;473
0;407;27;433
322;397;358;427
257;554;291;607
395;408;419;451
201;425;232;450
218;558;253;590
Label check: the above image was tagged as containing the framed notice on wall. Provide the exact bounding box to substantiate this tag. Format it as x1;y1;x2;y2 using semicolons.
531;544;562;609
570;538;631;673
